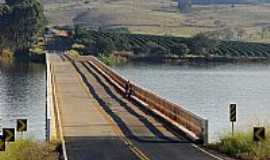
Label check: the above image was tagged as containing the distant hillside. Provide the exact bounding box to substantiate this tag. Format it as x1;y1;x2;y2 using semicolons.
34;0;270;42
42;0;270;5
192;0;270;4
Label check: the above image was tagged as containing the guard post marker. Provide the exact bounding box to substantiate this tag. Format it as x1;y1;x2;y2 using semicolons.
229;103;237;136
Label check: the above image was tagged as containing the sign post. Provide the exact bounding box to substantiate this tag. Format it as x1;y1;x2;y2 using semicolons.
229;104;237;136
0;135;5;151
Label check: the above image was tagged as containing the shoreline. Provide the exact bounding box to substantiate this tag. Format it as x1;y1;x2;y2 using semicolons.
125;55;270;65
0;52;45;63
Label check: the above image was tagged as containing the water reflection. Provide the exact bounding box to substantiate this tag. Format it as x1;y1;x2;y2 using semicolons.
0;59;46;139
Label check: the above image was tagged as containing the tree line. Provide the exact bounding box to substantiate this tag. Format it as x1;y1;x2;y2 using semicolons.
0;0;46;54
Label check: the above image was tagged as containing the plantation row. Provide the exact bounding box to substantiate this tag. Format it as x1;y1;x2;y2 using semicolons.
212;41;270;58
73;29;270;58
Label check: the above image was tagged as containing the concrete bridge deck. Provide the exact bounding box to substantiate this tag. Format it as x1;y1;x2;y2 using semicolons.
47;53;221;160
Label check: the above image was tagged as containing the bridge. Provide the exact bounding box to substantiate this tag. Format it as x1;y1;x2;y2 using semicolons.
46;53;221;160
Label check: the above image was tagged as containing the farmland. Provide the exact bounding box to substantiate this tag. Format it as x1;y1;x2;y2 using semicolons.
212;41;270;58
72;29;270;60
43;0;270;61
44;0;270;42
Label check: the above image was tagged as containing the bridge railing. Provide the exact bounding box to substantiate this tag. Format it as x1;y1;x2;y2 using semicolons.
88;56;208;144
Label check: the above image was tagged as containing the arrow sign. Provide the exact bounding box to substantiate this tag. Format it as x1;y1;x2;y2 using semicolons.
0;135;5;151
230;104;237;122
17;119;27;132
3;128;15;142
254;127;265;142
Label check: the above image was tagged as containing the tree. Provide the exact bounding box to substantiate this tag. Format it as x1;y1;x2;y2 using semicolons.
191;33;218;56
94;37;115;55
170;43;190;56
113;34;131;51
0;0;46;52
74;25;91;44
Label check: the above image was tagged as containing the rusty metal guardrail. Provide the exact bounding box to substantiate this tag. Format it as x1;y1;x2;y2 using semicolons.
87;56;208;144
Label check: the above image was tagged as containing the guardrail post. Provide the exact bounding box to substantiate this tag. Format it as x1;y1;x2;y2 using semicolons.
202;119;208;145
46;53;51;141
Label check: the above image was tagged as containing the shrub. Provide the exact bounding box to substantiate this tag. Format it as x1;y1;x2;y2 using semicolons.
0;139;59;160
99;54;119;65
209;129;270;160
30;47;45;55
0;48;14;58
68;49;80;58
72;43;86;50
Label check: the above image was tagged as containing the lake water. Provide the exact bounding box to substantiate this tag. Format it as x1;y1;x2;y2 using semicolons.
0;60;46;139
113;62;270;142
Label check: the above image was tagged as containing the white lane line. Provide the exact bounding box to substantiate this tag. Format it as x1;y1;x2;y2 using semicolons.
192;144;224;160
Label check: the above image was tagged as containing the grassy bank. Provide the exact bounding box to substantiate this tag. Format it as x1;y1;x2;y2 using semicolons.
208;129;270;160
0;139;60;160
99;54;127;65
0;36;46;63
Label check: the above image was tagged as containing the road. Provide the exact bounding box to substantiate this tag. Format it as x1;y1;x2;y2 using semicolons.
49;53;221;160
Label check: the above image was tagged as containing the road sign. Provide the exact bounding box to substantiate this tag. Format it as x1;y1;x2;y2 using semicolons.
3;128;15;142
254;127;265;142
17;119;27;132
0;135;5;151
230;104;237;122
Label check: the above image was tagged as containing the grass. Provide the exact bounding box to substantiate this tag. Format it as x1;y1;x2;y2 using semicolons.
30;47;45;55
0;139;60;160
208;129;270;160
99;54;123;66
72;43;86;50
68;49;80;58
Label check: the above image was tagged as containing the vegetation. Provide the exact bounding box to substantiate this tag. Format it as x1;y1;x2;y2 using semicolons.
190;33;219;57
0;0;46;55
29;37;46;55
99;54;122;66
0;139;60;160
71;26;270;60
68;49;80;59
0;48;14;59
209;130;270;160
72;26;189;57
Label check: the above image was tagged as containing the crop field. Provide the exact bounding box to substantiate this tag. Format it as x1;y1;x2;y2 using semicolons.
210;41;270;58
44;0;270;42
79;30;270;58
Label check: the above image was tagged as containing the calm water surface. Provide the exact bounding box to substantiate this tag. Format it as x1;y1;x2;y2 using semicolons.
113;62;270;142
0;60;46;139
